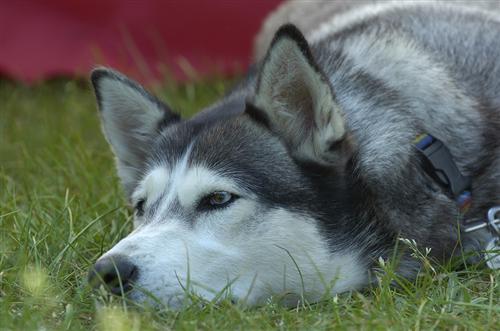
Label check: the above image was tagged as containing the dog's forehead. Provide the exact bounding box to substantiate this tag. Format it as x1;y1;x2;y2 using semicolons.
152;116;279;170
144;116;312;203
191;119;274;168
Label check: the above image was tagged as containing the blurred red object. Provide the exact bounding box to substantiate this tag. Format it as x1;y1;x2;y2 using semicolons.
0;0;282;84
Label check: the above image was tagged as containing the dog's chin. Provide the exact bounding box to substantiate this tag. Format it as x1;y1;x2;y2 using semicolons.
125;292;244;311
124;284;323;310
125;289;187;310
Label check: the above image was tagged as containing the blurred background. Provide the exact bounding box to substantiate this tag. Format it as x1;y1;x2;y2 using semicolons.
0;0;283;85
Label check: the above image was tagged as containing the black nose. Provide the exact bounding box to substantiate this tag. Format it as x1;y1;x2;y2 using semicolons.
88;255;138;295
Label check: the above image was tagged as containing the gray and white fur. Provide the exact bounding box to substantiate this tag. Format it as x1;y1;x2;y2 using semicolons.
88;0;500;308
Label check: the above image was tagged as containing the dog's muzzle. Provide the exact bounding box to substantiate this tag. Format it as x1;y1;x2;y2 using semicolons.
88;255;138;295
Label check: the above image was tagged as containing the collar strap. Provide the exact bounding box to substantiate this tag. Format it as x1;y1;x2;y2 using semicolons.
414;134;472;213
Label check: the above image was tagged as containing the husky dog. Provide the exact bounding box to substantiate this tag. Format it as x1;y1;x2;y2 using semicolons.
88;0;500;308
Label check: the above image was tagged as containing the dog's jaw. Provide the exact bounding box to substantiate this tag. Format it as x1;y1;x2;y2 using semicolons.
100;205;367;308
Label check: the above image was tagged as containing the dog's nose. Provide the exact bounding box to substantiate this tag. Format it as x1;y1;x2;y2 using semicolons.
88;255;138;295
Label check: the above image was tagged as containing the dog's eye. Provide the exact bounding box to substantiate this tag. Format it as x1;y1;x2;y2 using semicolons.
199;191;237;211
134;199;146;216
209;192;233;205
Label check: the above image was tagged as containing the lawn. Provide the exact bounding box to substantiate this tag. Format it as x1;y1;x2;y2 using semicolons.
0;77;498;330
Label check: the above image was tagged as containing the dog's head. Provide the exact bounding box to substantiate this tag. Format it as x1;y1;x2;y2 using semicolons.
88;25;369;308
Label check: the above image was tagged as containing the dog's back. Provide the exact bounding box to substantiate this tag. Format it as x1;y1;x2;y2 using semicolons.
256;1;500;106
255;0;500;61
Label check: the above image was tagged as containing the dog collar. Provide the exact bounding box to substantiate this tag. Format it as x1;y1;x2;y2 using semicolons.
414;134;472;213
414;134;500;269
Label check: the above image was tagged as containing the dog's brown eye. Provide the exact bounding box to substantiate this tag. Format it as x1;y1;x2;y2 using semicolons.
198;191;237;211
209;192;233;205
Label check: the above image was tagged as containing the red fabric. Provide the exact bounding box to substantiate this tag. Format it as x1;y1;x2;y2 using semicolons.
0;0;282;84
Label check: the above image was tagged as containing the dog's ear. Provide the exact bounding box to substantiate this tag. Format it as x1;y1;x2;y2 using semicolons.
247;24;349;165
91;68;180;196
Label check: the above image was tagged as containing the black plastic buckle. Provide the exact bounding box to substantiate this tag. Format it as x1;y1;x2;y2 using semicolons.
415;136;471;198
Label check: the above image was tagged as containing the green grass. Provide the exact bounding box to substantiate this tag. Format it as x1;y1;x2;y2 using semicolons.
0;78;498;331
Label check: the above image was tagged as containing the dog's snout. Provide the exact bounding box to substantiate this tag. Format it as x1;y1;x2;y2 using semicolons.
88;255;138;295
